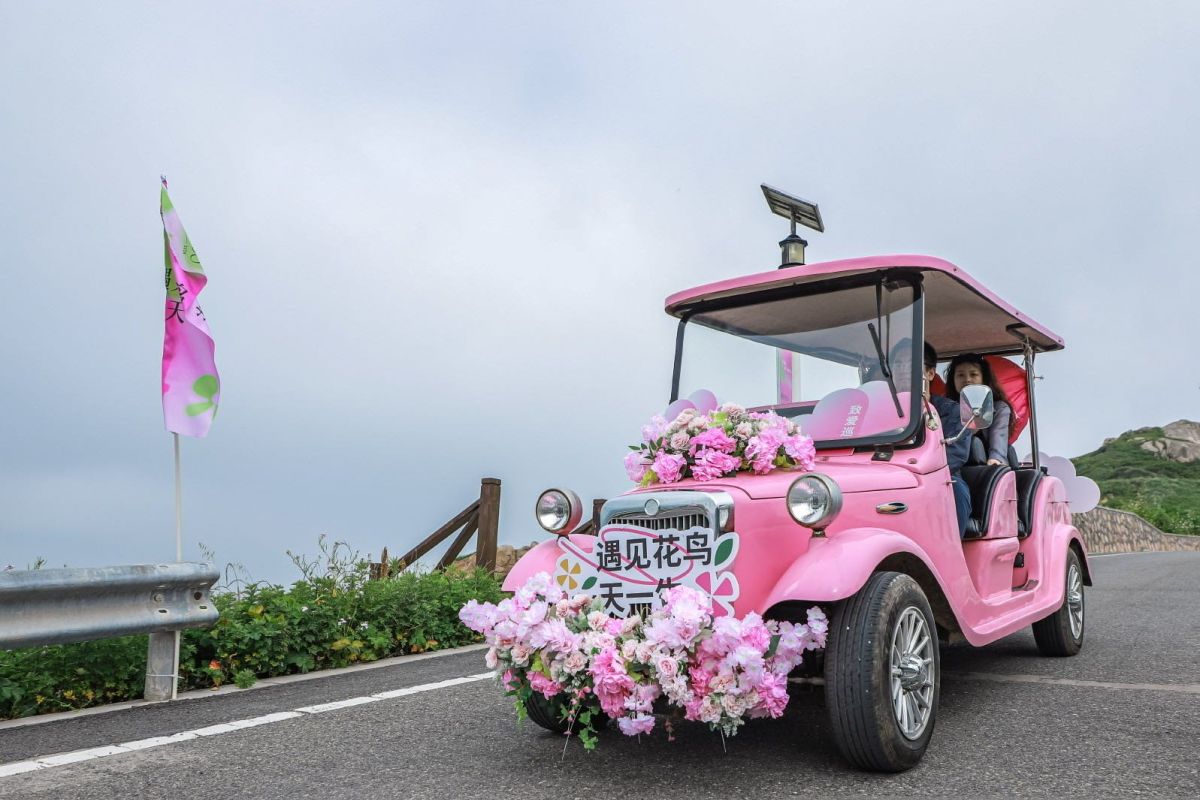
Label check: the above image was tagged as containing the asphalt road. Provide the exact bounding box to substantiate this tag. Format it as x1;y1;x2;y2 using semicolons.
1;552;1197;799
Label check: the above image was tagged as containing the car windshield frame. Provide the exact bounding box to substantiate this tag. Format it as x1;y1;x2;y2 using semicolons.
669;271;927;450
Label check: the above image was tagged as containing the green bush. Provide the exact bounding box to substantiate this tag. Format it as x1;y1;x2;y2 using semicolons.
0;541;502;719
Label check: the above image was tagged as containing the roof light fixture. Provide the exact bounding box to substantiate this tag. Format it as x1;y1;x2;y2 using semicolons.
761;184;823;268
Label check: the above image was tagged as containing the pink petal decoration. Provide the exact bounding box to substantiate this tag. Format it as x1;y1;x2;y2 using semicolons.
804;388;870;440
662;398;696;423
687;389;719;414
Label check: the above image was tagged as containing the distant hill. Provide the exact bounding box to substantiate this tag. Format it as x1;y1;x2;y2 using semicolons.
1072;420;1200;535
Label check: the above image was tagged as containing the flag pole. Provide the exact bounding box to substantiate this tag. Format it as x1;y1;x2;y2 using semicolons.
174;432;183;560
172;431;182;699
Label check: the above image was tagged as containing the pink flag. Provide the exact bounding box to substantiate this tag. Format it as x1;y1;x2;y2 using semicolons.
161;183;220;437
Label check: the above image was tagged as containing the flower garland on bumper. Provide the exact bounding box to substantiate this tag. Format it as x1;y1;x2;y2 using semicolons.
460;573;828;750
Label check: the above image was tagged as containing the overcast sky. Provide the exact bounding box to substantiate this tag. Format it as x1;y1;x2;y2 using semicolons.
2;2;1197;583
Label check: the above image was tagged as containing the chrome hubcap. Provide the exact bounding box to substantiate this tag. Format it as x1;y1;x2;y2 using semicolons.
889;607;935;740
1067;563;1084;639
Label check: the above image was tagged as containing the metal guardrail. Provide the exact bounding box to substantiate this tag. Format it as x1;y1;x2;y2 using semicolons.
0;562;220;701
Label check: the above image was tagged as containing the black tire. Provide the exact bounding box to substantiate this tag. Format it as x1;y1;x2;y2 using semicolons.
825;571;940;772
523;693;607;734
1032;548;1085;657
523;692;569;733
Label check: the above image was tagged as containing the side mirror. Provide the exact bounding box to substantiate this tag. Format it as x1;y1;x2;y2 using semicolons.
959;384;994;431
945;385;994;444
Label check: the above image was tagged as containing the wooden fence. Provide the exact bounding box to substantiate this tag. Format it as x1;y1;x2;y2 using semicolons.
368;480;606;578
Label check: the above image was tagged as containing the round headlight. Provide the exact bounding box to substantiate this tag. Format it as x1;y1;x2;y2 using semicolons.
786;474;842;529
535;488;582;534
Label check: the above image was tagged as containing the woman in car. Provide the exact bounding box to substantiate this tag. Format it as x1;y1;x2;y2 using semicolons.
944;353;1015;467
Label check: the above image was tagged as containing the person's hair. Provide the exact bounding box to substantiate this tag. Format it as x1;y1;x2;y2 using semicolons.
922;342;937;372
944;353;1016;436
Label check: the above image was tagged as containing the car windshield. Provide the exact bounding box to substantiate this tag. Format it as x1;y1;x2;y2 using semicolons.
673;276;924;448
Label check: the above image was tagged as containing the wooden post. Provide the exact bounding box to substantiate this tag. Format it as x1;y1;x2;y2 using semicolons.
477;478;501;572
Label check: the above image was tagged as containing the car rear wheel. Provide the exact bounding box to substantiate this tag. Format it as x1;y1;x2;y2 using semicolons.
1032;548;1085;656
825;571;940;772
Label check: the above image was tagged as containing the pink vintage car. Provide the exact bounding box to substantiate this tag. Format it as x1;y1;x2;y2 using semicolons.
503;190;1089;771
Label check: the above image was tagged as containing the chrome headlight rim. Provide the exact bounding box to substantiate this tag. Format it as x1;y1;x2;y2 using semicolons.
786;473;843;530
534;488;583;535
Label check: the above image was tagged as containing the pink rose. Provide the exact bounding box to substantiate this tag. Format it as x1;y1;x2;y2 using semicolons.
655;655;678;679
669;431;692;451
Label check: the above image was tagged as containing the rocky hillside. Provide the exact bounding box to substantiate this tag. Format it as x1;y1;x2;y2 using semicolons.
1072;420;1200;535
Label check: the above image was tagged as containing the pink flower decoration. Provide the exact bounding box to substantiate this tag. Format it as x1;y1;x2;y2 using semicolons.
688;427;737;455
617;714;656;736
784;434;816;470
623;451;650;482
653;451;687;483
754;671;789;718
528;671;562;699
691;449;741;481
641;415;668;443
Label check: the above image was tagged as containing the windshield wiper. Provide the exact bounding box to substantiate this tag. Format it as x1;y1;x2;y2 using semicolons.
867;323;904;419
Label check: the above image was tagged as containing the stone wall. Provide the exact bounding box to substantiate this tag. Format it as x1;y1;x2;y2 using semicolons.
1073;506;1200;555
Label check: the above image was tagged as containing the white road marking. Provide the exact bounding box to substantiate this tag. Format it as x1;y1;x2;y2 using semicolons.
0;672;493;780
0;762;42;777
294;696;382;714
950;670;1200;695
0;643;488;734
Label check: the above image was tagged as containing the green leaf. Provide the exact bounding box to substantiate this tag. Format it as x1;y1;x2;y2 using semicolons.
581;576;597;591
765;633;781;659
715;538;734;566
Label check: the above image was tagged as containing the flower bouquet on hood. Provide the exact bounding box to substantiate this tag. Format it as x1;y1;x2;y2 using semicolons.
459;572;828;751
625;403;817;487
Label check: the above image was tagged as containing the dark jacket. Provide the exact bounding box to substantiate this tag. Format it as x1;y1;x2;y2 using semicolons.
930;395;970;472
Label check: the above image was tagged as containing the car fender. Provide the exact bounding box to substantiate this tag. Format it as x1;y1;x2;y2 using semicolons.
760;527;949;607
500;535;601;592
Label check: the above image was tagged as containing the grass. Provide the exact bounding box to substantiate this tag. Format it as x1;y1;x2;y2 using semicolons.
1072;426;1200;535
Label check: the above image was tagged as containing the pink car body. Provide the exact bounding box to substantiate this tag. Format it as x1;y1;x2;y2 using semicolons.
505;254;1091;649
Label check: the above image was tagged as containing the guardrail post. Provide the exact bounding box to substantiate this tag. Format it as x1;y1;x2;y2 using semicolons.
145;631;178;702
477;478;501;572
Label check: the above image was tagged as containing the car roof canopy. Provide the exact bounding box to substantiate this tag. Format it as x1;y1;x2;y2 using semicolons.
664;255;1064;358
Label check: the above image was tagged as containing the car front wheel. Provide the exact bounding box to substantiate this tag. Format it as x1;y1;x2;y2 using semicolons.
1031;547;1085;656
825;571;940;772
